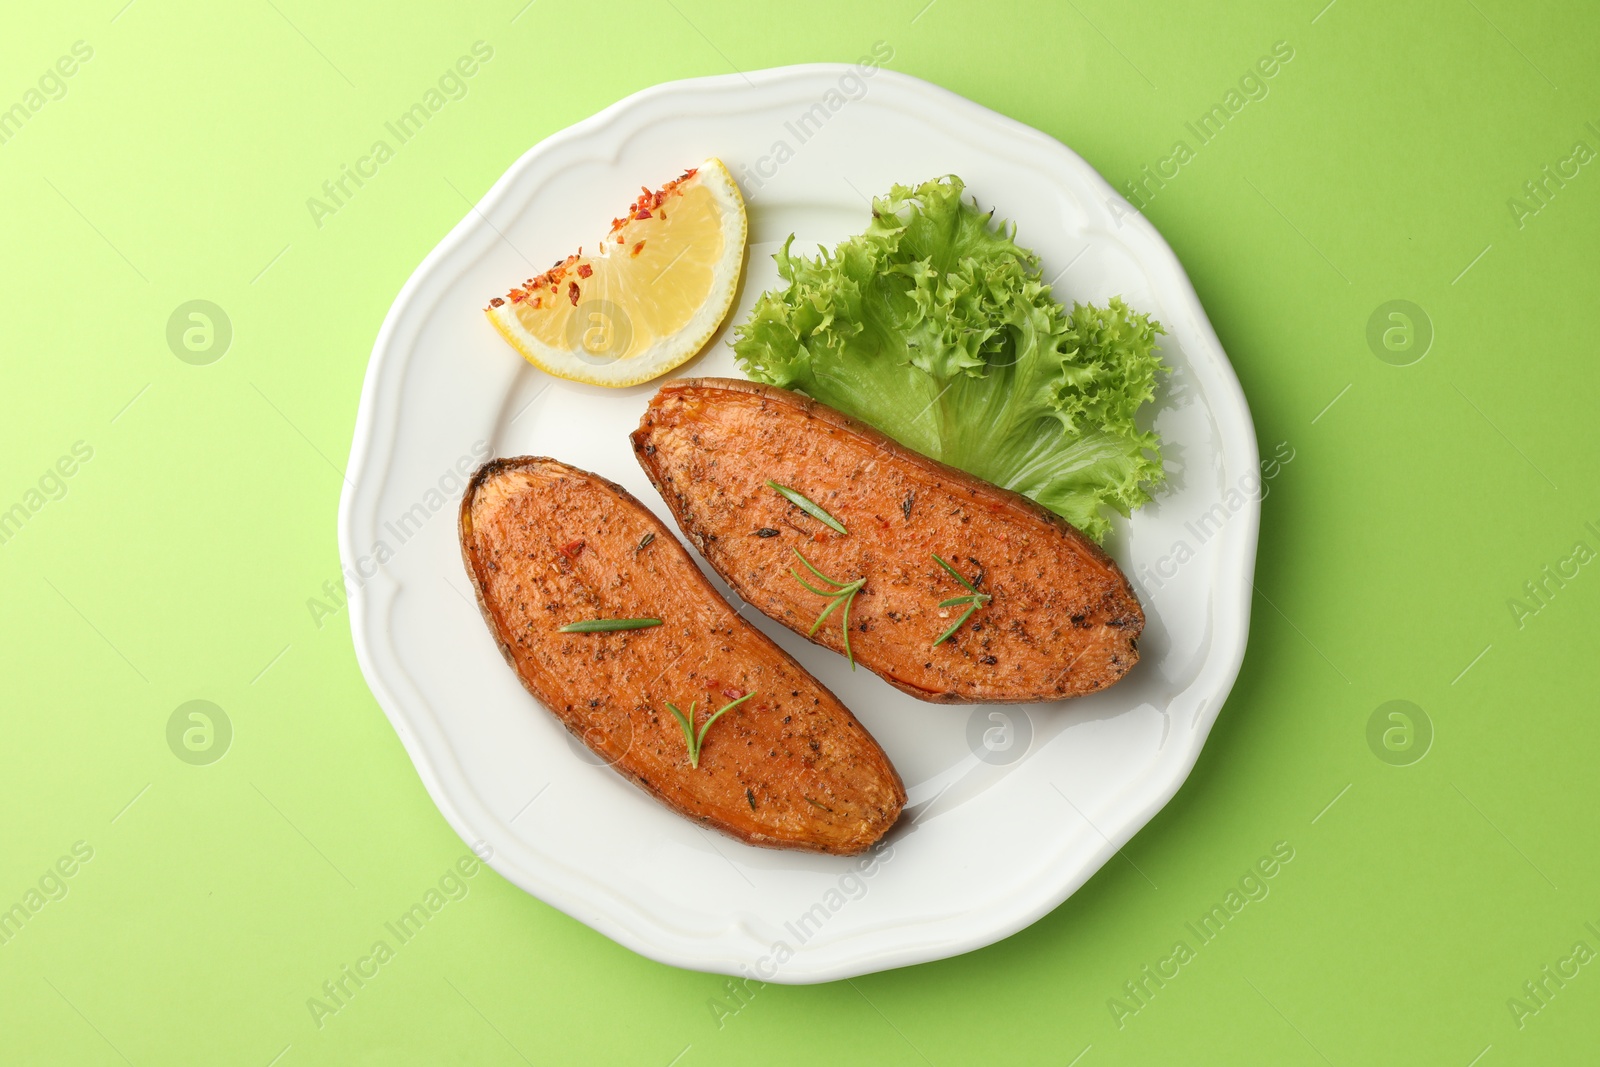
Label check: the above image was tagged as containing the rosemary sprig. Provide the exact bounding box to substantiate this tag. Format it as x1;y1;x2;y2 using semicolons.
788;548;865;668
933;552;981;593
931;553;991;646
666;692;756;767
558;618;662;633
766;480;847;535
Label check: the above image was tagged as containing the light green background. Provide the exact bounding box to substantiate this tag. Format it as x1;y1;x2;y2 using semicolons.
3;0;1597;1063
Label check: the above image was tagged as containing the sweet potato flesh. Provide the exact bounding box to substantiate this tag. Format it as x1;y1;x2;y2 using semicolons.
632;379;1144;703
459;456;904;854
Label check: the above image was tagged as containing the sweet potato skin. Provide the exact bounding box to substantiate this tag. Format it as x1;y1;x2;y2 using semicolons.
459;456;904;854
631;379;1144;704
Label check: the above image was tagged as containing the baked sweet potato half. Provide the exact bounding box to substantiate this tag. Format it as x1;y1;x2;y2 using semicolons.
459;456;904;854
631;379;1144;704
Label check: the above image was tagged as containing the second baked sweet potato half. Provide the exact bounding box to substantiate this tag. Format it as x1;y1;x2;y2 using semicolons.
631;379;1144;703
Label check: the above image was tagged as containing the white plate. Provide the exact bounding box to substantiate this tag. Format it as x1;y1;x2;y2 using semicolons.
339;64;1259;983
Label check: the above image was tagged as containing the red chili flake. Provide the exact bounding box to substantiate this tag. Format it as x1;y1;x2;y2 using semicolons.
616;233;626;244
532;296;541;309
657;209;667;221
632;241;645;256
577;263;593;278
567;281;580;305
560;539;585;558
722;687;746;701
635;208;651;219
488;296;505;308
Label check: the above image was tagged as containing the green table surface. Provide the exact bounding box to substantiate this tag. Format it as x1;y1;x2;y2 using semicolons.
4;0;1597;1063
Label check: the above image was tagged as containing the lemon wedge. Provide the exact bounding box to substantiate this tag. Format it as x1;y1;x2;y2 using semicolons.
484;158;747;387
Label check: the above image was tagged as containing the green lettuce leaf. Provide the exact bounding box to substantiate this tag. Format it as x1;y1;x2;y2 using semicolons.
732;175;1166;543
